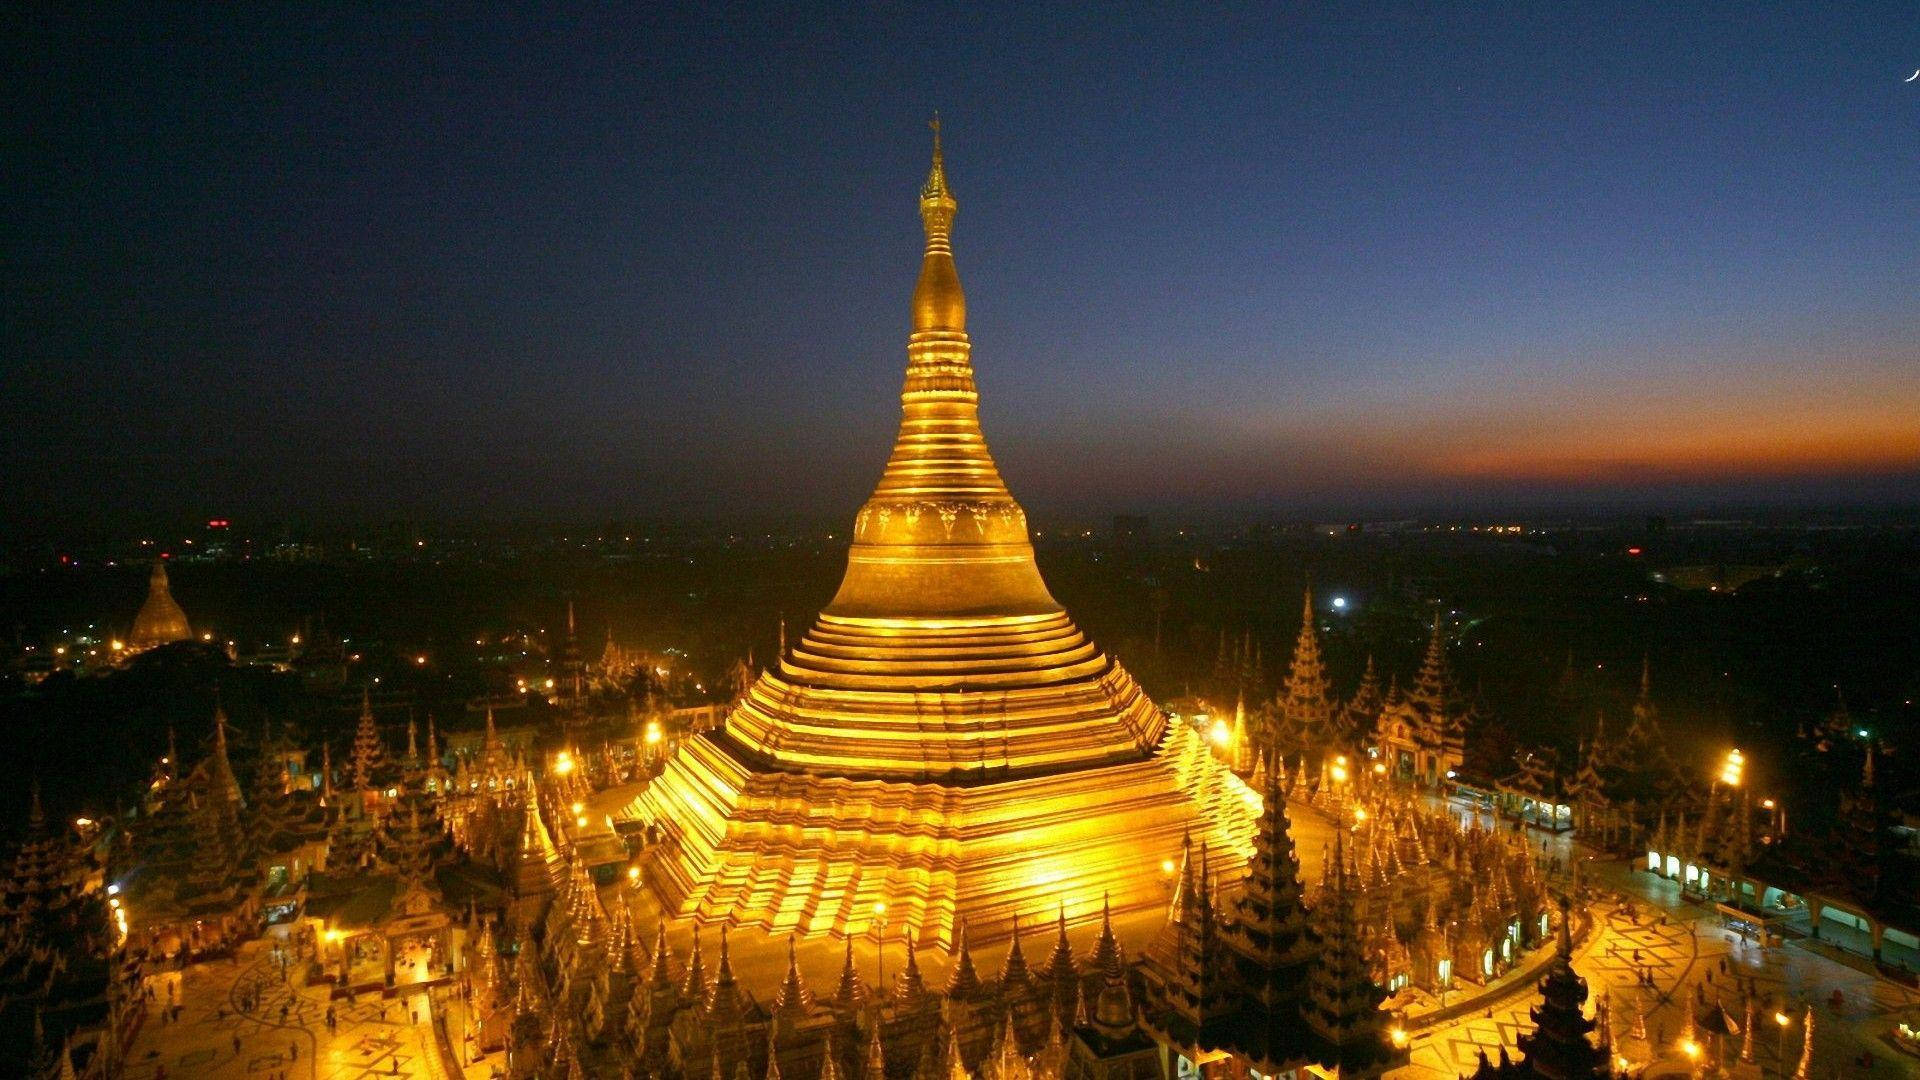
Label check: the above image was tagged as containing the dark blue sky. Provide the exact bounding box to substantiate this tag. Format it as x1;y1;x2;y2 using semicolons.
6;3;1917;535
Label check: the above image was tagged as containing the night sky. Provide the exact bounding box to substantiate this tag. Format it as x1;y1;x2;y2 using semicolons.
7;4;1918;536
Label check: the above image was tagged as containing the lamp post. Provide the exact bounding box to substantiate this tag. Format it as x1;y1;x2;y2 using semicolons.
1772;1010;1790;1078
873;902;889;991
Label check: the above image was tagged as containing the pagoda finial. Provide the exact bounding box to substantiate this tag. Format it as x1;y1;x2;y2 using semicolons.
27;780;44;831
912;115;964;332
922;113;949;205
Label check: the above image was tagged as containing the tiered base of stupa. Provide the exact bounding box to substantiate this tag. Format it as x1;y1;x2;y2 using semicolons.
618;719;1258;948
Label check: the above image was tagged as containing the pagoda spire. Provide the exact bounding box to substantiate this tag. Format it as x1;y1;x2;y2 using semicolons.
834;933;864;1008
1090;894;1134;1037
649;922;675;991
863;1020;886;1080
823;118;1059;629
1513;896;1609;1078
775;936;809;1015
819;1034;844;1080
1226;748;1314;1007
683;925;707;1003
1343;655;1384;744
1000;913;1031;990
914;115;962;333
708;924;744;1023
1303;829;1391;1070
207;691;243;809
1043;901;1076;1019
1168;828;1194;923
1281;587;1334;754
351;687;384;794
1410;611;1453;708
898;934;928;1003
945;920;981;999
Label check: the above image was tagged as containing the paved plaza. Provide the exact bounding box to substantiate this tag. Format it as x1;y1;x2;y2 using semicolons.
1390;825;1920;1079
120;936;499;1080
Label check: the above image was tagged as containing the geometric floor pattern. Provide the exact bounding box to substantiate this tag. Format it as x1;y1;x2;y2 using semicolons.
120;938;454;1080
1391;845;1920;1079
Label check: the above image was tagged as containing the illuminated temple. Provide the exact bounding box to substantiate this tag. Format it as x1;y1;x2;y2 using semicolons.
127;558;191;651
619;129;1259;948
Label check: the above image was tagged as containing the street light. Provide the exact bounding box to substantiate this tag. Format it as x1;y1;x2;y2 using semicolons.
1774;1011;1791;1077
873;902;889;988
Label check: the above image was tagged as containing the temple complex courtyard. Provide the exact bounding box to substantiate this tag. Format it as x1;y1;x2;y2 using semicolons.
120;935;478;1080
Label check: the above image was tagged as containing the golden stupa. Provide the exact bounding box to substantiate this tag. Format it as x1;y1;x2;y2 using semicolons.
623;126;1256;947
129;557;192;650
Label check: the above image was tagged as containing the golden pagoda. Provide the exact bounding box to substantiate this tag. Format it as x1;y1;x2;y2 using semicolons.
622;125;1257;947
129;557;192;650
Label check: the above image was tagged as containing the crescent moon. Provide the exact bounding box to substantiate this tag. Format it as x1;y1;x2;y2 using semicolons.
1908;69;1920;82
